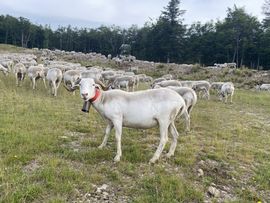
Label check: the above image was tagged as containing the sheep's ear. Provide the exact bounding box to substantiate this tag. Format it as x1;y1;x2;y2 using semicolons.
74;78;81;85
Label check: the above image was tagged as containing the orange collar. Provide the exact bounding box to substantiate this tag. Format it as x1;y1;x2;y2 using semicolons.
89;88;101;103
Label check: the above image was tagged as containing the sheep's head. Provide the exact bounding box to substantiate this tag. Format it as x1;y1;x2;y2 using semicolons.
80;78;99;101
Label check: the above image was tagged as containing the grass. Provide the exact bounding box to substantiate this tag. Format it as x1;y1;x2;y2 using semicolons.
1;72;270;202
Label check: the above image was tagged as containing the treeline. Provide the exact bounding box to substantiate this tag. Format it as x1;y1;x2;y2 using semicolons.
1;0;270;69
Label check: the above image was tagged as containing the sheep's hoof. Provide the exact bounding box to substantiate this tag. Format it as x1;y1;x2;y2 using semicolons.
149;157;158;164
114;155;121;162
166;153;173;158
98;144;104;149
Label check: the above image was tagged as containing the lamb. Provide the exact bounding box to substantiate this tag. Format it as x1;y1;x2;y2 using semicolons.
219;82;235;103
153;80;182;88
27;64;47;89
14;63;27;86
46;68;63;97
0;64;9;76
77;78;187;163
192;80;211;100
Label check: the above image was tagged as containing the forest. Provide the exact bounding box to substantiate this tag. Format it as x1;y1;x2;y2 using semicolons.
1;0;270;69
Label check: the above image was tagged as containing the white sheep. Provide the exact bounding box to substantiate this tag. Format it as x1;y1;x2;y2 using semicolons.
0;64;9;76
219;82;235;103
14;63;27;86
78;78;187;163
111;76;136;92
46;68;63;97
192;80;211;100
257;84;270;91
27;64;47;89
167;86;197;115
153;80;182;89
63;70;82;94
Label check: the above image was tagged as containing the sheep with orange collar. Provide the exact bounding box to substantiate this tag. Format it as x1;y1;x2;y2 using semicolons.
76;78;187;163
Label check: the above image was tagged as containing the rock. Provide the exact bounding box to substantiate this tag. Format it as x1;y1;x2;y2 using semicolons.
198;160;205;166
198;168;204;177
208;186;220;197
99;184;108;190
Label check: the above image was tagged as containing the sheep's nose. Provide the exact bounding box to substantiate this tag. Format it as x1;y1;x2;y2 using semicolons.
81;93;88;99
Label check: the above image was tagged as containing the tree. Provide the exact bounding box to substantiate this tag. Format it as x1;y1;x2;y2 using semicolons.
262;0;270;28
149;0;186;63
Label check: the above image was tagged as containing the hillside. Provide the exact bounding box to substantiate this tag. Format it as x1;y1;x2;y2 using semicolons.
0;45;270;202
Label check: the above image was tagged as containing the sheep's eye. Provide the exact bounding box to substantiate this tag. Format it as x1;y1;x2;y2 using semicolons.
92;84;95;86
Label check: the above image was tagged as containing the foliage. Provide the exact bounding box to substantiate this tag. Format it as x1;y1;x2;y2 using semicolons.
1;2;270;69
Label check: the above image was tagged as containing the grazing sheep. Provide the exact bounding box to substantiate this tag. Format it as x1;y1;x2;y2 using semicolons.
63;70;82;94
101;70;116;83
179;81;195;88
46;68;63;97
211;82;224;91
144;76;153;83
111;76;136;92
167;86;197;115
153;80;182;89
257;84;270;91
14;63;27;86
0;64;9;76
78;78;187;163
81;70;102;80
151;77;166;88
27;64;47;89
156;86;197;131
162;74;173;80
192;81;211;100
219;82;235;103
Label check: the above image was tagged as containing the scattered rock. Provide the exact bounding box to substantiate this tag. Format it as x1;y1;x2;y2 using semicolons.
197;168;204;177
208;186;220;197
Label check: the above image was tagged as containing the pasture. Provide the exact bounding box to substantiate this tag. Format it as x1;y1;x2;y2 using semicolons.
0;74;270;202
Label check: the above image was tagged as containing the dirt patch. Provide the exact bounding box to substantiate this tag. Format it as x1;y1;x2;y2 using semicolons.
22;160;40;174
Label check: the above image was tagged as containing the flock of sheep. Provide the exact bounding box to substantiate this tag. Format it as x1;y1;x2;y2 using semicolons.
1;52;268;163
0;53;236;163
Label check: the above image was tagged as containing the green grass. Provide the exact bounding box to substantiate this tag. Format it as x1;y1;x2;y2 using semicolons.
1;73;270;202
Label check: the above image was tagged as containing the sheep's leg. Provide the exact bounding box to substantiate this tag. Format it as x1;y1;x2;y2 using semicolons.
71;82;76;95
113;120;123;162
32;78;36;89
56;80;61;89
166;122;179;158
230;93;233;103
206;90;210;100
150;121;169;163
183;109;190;132
224;94;228;103
43;77;47;89
98;123;114;149
16;75;19;86
52;81;57;96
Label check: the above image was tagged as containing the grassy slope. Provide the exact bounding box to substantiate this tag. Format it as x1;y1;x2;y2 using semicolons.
0;74;270;202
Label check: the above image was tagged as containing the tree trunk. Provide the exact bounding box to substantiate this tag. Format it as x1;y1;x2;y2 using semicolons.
5;30;8;44
21;31;24;47
257;56;260;70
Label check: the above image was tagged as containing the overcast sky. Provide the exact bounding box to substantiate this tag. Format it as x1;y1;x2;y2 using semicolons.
0;0;266;29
